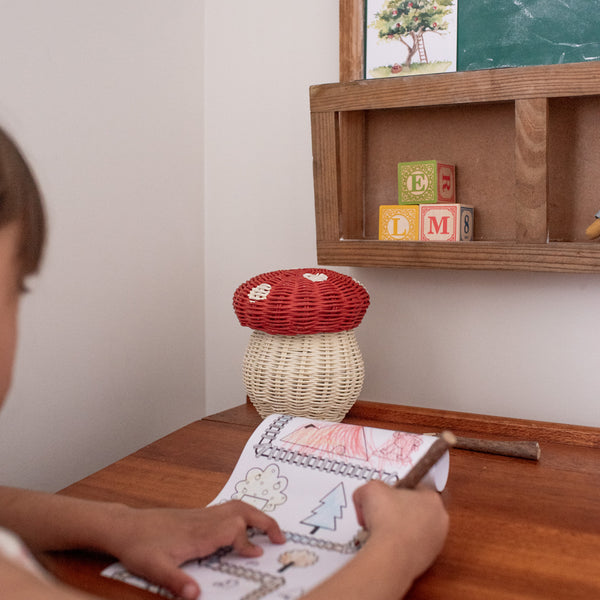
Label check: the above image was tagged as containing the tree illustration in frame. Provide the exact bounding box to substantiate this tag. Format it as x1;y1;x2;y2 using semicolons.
366;0;456;78
301;483;347;534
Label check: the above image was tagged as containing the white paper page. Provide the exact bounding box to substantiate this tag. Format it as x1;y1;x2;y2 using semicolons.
103;414;449;599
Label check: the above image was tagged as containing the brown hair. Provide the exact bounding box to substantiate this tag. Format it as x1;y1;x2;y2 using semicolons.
0;127;46;287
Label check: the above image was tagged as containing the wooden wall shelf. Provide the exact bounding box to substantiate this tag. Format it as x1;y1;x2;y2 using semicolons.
310;61;600;273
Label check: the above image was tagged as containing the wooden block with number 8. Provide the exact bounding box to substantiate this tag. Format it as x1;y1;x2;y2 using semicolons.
420;204;474;242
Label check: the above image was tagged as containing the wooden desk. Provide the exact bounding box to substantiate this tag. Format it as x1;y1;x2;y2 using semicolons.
42;401;600;599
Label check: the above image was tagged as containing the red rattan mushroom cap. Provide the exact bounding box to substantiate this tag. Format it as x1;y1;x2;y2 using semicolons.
233;268;370;335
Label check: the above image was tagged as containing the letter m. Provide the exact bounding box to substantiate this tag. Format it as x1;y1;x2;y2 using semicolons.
428;216;450;235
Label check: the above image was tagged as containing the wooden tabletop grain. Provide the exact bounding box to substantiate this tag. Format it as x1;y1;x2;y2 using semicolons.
42;401;600;600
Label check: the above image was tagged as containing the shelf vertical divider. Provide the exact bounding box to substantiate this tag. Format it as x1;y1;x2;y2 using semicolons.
339;111;366;240
311;111;342;246
515;97;549;243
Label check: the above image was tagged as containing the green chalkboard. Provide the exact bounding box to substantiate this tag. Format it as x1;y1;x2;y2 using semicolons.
458;0;600;71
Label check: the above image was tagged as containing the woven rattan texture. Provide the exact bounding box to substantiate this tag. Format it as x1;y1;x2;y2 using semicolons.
242;330;364;422
233;268;369;336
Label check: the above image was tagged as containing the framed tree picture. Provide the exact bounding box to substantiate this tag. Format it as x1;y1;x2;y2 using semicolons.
339;0;600;83
364;0;457;78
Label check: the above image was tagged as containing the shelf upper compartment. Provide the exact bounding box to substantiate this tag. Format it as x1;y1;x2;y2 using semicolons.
310;62;600;273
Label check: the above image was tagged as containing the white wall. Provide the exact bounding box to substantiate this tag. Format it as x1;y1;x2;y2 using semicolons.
0;1;205;491
204;2;600;428
355;268;600;425
203;1;340;413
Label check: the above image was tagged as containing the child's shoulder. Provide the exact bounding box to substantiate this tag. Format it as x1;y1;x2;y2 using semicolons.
0;527;49;580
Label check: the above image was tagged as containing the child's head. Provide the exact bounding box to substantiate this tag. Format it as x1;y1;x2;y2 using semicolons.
0;126;46;405
0;127;46;288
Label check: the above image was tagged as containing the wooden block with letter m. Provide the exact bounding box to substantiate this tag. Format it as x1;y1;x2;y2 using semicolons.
420;204;474;242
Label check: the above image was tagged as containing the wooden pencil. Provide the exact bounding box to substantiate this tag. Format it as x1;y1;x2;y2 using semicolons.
394;430;457;488
427;432;541;461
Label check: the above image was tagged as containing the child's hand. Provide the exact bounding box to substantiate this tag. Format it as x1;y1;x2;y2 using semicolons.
352;481;448;580
300;482;448;600
106;500;285;600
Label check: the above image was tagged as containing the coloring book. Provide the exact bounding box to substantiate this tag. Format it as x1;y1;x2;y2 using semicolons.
102;414;450;599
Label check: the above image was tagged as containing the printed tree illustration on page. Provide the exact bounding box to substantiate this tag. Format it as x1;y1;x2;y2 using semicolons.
277;549;318;573
301;483;347;535
231;464;288;512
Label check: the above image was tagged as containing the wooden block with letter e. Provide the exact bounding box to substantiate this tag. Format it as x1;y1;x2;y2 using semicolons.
379;204;420;240
420;204;474;242
398;160;455;204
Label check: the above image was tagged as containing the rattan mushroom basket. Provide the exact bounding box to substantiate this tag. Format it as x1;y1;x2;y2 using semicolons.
233;268;370;421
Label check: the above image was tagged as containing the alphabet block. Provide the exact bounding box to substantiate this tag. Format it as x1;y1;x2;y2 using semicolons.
398;160;456;204
379;205;419;241
420;204;474;242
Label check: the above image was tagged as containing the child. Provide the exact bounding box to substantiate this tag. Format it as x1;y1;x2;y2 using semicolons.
0;126;448;600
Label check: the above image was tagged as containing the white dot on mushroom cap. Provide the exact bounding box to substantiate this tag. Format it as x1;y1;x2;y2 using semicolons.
303;273;328;282
248;283;272;302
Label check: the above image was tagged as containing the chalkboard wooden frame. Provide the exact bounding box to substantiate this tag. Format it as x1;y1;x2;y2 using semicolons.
340;0;365;82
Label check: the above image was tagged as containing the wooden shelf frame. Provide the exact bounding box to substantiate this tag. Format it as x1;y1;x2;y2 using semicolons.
310;61;600;273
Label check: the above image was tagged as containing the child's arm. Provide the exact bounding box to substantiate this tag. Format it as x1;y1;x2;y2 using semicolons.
0;486;285;600
0;482;446;600
0;554;99;600
300;481;449;600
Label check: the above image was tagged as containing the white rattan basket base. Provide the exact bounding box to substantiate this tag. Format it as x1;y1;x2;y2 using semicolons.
242;330;364;422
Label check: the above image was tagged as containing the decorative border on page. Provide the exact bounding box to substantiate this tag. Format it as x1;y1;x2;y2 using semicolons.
197;527;356;600
283;530;356;555
202;550;285;600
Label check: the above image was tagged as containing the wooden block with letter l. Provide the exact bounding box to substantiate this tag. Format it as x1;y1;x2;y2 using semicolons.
420;204;474;242
379;204;420;240
398;160;456;205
